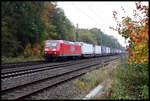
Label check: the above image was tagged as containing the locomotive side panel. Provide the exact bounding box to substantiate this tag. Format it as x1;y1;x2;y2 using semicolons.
59;42;81;56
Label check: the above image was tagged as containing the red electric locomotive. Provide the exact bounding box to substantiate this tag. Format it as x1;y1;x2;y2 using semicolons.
43;40;82;60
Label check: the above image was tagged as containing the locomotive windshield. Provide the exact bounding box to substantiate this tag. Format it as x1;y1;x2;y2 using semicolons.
45;42;57;47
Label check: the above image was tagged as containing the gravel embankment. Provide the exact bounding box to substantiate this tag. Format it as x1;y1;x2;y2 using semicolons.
22;55;122;100
23;76;87;100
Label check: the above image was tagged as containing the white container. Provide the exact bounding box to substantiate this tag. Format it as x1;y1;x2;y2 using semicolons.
94;45;101;54
80;42;94;54
116;49;118;53
108;47;110;54
105;47;108;54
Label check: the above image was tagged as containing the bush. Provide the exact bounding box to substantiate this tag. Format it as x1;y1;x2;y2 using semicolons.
23;43;34;57
111;62;149;99
32;43;41;56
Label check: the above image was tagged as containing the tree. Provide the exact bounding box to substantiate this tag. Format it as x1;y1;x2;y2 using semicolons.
110;2;149;99
1;1;58;57
78;29;97;44
52;8;75;41
2;2;23;57
89;28;123;49
111;2;148;64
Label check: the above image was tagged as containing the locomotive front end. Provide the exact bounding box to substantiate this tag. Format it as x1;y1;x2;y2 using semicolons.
43;40;61;60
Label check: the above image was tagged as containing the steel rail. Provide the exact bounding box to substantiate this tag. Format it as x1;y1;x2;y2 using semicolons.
1;55;121;100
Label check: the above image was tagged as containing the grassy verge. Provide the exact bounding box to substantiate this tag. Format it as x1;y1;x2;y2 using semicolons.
73;55;148;100
73;55;128;99
110;58;149;99
2;55;45;64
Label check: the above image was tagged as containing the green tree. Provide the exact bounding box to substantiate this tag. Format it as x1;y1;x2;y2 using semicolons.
1;1;57;57
78;29;97;44
52;8;75;41
2;2;23;57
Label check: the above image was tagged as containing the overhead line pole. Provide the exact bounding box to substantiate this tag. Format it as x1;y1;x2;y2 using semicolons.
76;24;79;41
100;30;103;46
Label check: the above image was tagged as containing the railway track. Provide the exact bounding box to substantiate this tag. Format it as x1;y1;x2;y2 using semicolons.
1;57;104;79
1;55;122;100
1;60;48;69
1;58;88;79
1;58;86;69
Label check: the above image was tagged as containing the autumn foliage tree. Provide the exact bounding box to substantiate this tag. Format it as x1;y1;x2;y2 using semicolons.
24;43;34;57
32;43;41;56
111;2;148;64
110;2;149;99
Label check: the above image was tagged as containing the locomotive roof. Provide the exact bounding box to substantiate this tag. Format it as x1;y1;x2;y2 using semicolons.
45;40;80;45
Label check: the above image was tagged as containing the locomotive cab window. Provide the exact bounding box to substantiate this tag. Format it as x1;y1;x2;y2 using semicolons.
45;42;57;47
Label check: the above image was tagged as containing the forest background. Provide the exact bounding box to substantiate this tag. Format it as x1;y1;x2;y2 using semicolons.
2;1;124;60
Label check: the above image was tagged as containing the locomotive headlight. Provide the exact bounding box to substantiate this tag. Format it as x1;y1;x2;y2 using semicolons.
54;52;56;54
52;49;56;51
45;48;49;51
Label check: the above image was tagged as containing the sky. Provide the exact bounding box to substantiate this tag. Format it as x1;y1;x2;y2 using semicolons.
56;1;148;47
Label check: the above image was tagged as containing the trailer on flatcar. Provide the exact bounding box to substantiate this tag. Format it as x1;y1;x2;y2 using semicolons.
77;42;94;57
94;45;102;56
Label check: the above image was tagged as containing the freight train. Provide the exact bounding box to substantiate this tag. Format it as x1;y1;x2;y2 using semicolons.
43;40;126;61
